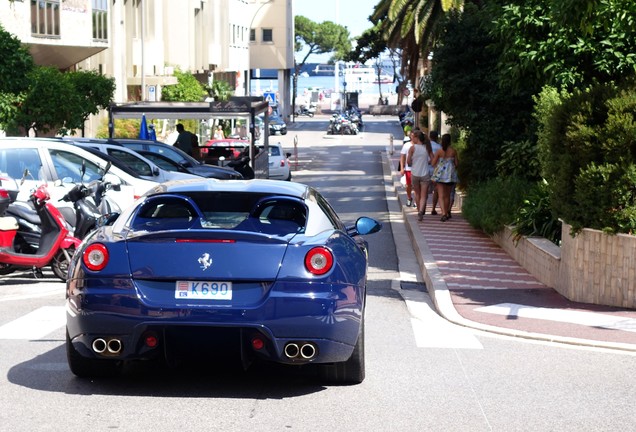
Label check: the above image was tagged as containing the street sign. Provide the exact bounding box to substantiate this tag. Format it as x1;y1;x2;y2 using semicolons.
148;85;156;102
263;91;276;107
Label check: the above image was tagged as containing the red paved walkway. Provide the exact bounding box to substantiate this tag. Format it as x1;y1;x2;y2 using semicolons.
391;152;636;349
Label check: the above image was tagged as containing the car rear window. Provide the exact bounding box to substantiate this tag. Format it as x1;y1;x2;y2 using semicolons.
131;192;307;236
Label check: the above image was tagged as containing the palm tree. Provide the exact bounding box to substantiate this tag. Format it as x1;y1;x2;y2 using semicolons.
372;0;464;85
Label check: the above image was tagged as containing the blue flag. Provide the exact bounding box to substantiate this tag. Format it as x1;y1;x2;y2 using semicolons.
139;114;149;140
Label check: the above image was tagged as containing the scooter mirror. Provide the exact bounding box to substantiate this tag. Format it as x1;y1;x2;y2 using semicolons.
103;173;121;186
20;169;29;185
102;161;112;176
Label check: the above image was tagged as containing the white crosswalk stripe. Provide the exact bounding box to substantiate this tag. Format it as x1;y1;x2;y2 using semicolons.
0;306;65;340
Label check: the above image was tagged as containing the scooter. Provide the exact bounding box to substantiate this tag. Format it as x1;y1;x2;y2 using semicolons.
7;162;119;253
59;161;121;240
0;170;81;280
227;148;255;179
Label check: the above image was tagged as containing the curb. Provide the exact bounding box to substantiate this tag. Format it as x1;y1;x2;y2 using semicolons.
382;148;636;353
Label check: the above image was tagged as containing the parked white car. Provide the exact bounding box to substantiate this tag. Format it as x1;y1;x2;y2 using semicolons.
0;138;157;212
65;140;201;183
268;143;292;181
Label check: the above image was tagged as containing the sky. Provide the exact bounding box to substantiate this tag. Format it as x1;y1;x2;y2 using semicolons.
293;0;378;62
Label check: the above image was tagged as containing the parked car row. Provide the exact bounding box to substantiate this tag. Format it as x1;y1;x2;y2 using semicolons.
0;137;293;217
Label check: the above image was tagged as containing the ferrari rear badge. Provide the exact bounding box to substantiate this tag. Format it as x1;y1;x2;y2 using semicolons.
198;253;213;271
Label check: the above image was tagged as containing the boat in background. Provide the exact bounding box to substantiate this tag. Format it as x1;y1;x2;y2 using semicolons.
312;64;342;76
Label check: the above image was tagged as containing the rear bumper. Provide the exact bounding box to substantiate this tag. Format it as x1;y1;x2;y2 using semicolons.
66;281;363;364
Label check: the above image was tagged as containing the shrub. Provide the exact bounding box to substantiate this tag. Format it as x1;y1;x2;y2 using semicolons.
462;176;532;235
536;81;636;234
512;180;561;245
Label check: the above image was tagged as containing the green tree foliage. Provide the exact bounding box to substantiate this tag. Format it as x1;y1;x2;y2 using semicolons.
161;68;207;102
294;16;351;66
495;0;636;91
206;80;234;102
293;16;351;115
64;70;116;135
429;4;537;186
0;24;34;130
11;67;79;136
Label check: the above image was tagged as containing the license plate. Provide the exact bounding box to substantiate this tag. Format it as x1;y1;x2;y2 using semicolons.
175;280;232;300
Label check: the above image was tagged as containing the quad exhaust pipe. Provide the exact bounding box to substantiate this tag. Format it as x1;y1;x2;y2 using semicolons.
92;338;123;355
284;342;317;360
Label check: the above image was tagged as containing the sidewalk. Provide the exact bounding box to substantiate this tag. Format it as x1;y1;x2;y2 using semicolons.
387;150;636;352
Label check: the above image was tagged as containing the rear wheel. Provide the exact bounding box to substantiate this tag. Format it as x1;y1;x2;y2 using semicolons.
51;247;74;281
66;330;121;378
318;319;365;384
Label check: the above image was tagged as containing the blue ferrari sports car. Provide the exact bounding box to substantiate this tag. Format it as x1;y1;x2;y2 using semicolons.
66;179;382;383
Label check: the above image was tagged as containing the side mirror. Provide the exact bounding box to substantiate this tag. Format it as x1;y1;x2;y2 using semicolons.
348;216;382;237
152;166;160;176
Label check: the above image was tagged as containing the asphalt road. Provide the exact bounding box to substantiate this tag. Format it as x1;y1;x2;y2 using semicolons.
1;117;635;431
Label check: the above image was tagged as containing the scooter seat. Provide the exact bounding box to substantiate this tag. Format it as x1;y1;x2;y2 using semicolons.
0;216;18;231
6;202;41;225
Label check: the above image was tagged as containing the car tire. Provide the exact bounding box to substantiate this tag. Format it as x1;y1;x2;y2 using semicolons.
318;319;365;384
66;330;122;378
282;131;288;135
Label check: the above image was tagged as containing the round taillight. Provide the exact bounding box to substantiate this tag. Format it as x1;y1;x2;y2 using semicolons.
304;247;334;275
83;243;109;271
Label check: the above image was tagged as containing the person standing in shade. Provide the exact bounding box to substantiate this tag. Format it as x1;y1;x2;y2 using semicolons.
428;130;442;215
174;123;194;156
407;129;433;221
400;133;415;207
431;133;459;222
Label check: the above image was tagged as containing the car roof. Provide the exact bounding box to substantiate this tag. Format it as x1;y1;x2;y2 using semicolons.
62;141;146;179
0;137;153;184
145;178;309;198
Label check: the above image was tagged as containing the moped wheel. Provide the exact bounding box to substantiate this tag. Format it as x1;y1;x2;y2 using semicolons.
0;263;16;275
51;247;75;281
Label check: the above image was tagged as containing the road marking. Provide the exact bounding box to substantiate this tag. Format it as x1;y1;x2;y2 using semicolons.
0;306;66;340
0;284;64;302
401;290;483;349
476;303;636;332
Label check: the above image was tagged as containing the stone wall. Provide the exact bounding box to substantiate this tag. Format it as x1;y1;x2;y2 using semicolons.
492;223;636;309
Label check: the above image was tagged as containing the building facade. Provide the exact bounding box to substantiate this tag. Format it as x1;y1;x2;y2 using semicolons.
0;0;293;136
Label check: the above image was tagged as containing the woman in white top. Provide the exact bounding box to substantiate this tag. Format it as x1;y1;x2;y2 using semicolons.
407;129;433;221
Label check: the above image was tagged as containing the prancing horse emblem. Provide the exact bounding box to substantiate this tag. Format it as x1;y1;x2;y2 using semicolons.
198;253;213;271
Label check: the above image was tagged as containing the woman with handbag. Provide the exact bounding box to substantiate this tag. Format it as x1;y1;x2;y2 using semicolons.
430;133;458;222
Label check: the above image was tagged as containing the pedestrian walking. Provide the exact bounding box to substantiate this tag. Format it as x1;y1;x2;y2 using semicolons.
407;129;433;221
428;130;442;215
400;133;415;207
431;133;458;222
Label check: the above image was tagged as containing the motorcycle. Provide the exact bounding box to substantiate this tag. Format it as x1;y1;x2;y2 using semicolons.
0;170;81;280
327;112;358;135
295;104;316;117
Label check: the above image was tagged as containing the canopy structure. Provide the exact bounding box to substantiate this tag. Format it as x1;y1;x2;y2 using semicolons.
108;97;271;178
